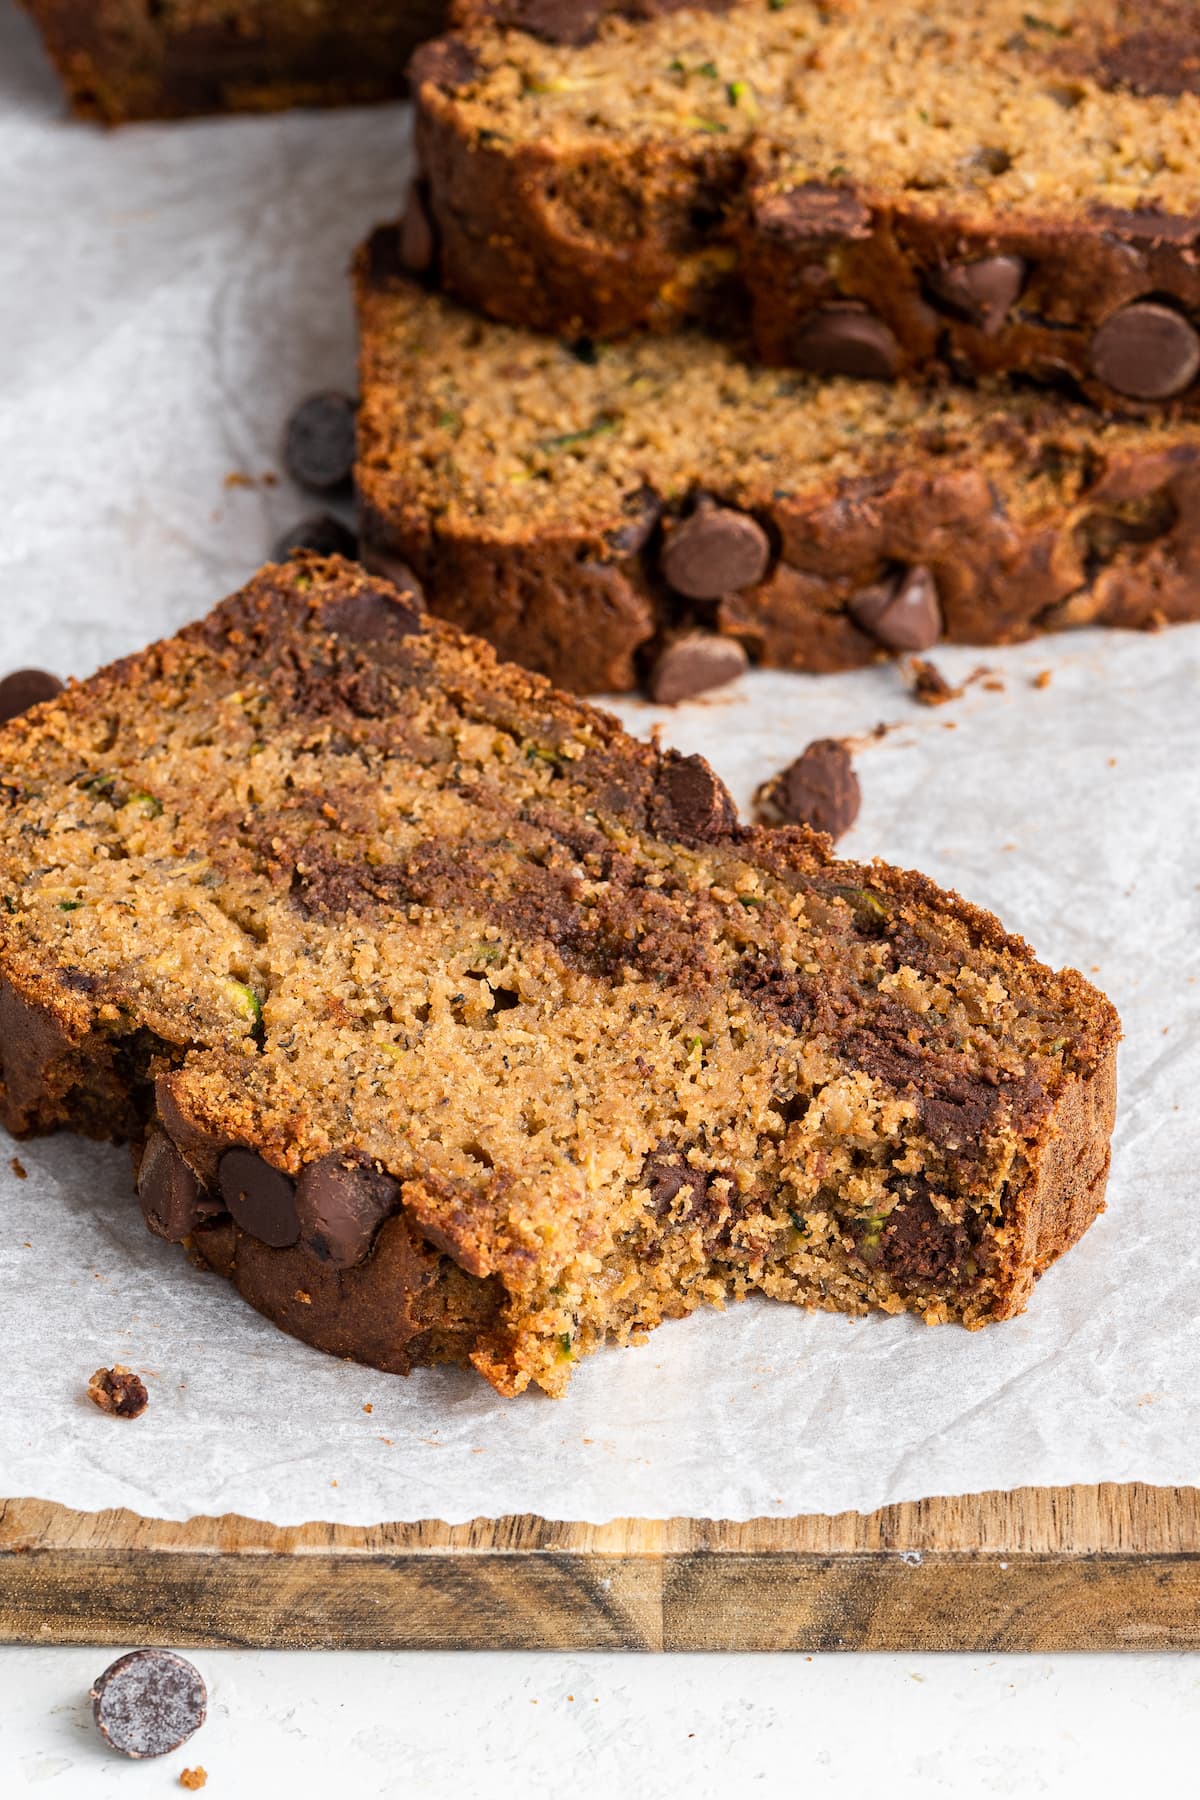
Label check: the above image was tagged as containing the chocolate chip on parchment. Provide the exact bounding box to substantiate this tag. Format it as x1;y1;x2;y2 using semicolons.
90;1650;206;1760
399;180;435;274
849;566;942;651
755;739;860;841
1089;302;1200;400
648;633;748;705
0;668;63;725
793;305;900;379
87;1366;149;1420
284;391;357;494
273;513;359;563
660;504;770;600
137;1131;220;1243
926;255;1026;336
296;1153;402;1269
653;752;737;842
218;1147;299;1248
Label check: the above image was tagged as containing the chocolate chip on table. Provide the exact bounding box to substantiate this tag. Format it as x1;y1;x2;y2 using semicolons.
273;513;359;563
653;752;737;841
296;1153;402;1268
793;305;900;378
399;179;435;274
925;255;1026;336
0;668;63;725
849;566;942;651
87;1366;149;1419
90;1650;206;1760
648;632;749;705
137;1131;218;1242
659;504;770;600
284;391;357;493
218;1146;300;1248
755;739;861;841
1089;301;1200;400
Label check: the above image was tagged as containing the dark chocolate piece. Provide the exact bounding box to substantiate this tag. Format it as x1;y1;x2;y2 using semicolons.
90;1651;206;1760
0;668;63;725
652;752;737;841
756;739;860;840
273;514;359;563
284;392;358;494
137;1131;218;1242
648;633;748;704
849;566;942;651
296;1153;402;1268
320;585;424;643
925;255;1026;336
218;1147;300;1248
1089;302;1200;399
792;307;900;379
660;505;770;599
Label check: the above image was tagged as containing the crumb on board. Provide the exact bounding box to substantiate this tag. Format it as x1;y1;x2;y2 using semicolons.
908;658;961;706
1032;669;1053;689
362;1402;374;1414
179;1770;207;1792
87;1366;148;1419
10;1157;26;1179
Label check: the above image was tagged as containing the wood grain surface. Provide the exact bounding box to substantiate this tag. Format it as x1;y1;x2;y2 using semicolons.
2;1486;1198;1652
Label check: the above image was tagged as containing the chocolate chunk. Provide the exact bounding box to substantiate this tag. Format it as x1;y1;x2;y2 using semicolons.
90;1650;206;1760
137;1131;220;1242
754;182;873;243
648;633;748;705
652;752;737;841
755;739;860;841
873;1185;973;1289
849;566;942;651
793;306;900;379
320;584;423;643
925;255;1025;336
87;1365;149;1419
296;1153;401;1269
273;514;359;563
399;180;435;274
218;1147;300;1248
607;484;662;555
0;668;63;725
284;392;357;494
660;504;770;599
358;544;426;604
1089;302;1200;400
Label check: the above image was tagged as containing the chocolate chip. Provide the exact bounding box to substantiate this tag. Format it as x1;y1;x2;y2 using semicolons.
218;1147;299;1248
284;392;357;494
755;739;860;841
399;179;435;275
320;584;423;644
495;0;603;45
137;1131;220;1242
793;306;900;378
358;544;426;604
273;514;359;563
753;182;873;243
0;668;63;725
90;1650;206;1760
648;633;748;705
607;484;662;555
660;504;770;600
652;752;737;842
296;1153;402;1268
1089;302;1200;400
925;255;1026;336
849;566;942;651
87;1365;149;1420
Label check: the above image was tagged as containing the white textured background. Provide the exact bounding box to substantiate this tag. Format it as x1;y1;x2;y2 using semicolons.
3;3;1200;1790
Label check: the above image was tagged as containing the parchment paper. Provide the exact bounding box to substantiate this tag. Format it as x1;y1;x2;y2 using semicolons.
1;5;1197;1524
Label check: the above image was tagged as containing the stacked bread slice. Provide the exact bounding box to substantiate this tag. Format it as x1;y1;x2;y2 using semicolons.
354;0;1200;694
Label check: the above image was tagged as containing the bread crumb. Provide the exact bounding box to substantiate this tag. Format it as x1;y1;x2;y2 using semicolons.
909;658;961;706
10;1157;26;1179
1032;669;1053;689
179;1770;207;1791
223;471;254;489
362;1402;373;1414
294;1290;312;1305
87;1366;148;1419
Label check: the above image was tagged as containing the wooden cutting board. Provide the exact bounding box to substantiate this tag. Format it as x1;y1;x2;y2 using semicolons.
1;1485;1197;1652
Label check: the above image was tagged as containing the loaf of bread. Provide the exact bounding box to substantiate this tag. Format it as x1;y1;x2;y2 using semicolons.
412;0;1200;408
357;235;1200;694
23;0;447;121
0;557;1118;1394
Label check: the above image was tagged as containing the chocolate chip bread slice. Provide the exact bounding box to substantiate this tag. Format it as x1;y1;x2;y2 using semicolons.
23;0;447;122
357;239;1200;694
412;0;1200;408
0;557;1117;1395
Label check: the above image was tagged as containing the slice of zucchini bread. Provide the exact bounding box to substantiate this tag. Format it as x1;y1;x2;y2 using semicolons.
412;0;1200;408
0;557;1118;1395
357;237;1200;695
23;0;447;123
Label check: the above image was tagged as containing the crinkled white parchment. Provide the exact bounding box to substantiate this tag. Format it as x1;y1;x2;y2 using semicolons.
1;7;1198;1524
